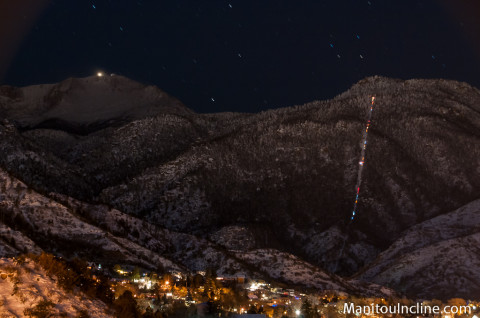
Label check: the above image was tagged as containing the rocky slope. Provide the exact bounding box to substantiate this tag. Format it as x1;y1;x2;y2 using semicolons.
0;167;386;296
0;75;479;299
355;199;480;300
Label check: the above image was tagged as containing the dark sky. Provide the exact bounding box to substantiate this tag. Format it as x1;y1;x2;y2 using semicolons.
2;0;480;113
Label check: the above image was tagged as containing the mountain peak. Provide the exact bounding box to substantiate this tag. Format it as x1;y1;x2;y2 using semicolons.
339;75;480;99
0;75;192;134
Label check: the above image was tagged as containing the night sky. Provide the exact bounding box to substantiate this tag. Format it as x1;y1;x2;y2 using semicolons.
2;0;480;113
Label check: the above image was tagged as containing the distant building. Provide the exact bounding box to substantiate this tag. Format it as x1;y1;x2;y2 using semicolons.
216;275;246;284
237;275;246;284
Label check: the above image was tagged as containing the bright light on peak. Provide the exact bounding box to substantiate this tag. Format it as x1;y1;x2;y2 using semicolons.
97;72;104;77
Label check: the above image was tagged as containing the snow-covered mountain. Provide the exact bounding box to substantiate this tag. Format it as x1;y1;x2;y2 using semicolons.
355;199;480;300
0;75;479;299
0;75;191;133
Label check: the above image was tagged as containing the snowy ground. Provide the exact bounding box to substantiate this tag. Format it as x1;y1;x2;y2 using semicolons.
0;258;113;317
356;199;480;299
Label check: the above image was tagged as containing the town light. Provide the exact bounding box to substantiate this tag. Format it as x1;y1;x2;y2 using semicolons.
296;309;301;316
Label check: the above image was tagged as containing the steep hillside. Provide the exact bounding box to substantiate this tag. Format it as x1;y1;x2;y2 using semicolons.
0;167;385;296
0;168;181;271
0;257;112;317
235;249;393;297
355;199;480;300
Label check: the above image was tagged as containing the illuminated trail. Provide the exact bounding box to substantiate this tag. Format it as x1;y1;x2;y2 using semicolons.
334;95;376;273
351;95;375;222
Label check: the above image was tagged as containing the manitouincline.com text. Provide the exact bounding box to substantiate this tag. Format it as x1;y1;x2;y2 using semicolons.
343;302;471;316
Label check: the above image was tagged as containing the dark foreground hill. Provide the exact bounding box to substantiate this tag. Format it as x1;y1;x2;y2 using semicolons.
0;75;479;299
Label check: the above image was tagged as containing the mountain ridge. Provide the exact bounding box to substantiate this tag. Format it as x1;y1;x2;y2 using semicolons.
0;75;192;134
0;75;479;299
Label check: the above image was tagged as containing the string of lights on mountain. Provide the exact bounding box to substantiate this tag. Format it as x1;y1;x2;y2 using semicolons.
351;96;375;222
